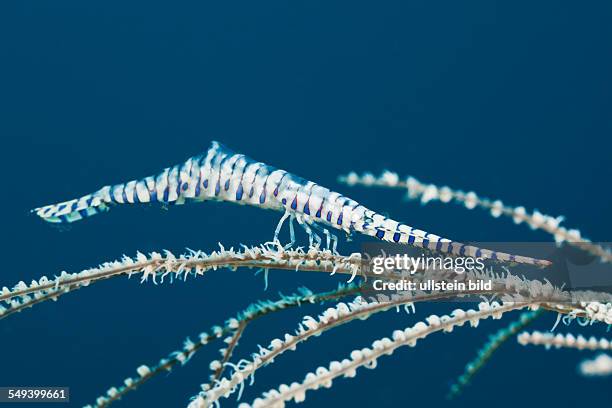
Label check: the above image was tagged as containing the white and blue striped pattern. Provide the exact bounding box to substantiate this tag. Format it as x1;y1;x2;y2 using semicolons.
32;141;551;267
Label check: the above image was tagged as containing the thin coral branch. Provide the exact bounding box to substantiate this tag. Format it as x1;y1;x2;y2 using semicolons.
579;354;612;376
0;244;363;320
4;232;611;322
448;309;544;398
191;280;576;408
190;295;409;407
210;320;247;387
85;284;362;408
518;330;612;351
4;242;609;326
238;300;534;408
339;171;611;262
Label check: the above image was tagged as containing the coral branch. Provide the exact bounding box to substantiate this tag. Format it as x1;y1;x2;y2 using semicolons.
209;320;247;387
518;330;612;351
191;281;570;408
0;243;363;320
239;300;533;408
448;309;544;398
579;354;612;376
86;284;362;408
189;296;406;407
4;242;610;326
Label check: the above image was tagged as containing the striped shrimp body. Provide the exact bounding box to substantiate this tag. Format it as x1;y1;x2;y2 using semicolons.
33;141;551;267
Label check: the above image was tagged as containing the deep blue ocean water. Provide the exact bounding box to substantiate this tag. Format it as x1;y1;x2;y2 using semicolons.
1;2;610;407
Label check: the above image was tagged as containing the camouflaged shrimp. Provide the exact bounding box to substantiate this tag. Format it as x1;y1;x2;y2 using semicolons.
33;141;550;267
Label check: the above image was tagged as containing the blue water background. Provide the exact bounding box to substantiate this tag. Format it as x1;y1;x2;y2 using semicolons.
1;2;610;407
